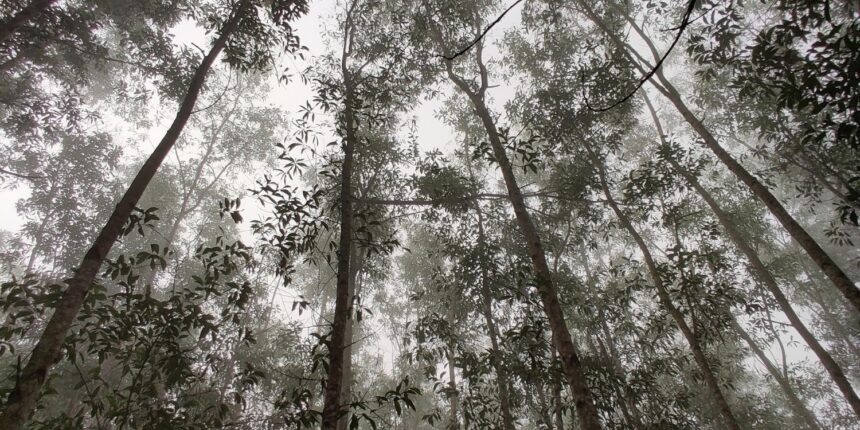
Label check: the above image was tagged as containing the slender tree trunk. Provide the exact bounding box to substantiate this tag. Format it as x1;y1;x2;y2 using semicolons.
141;96;240;291
438;31;602;428
551;348;565;430
447;345;460;430
472;198;516;430
804;286;860;359
593;6;860;314
642;94;860;417
322;4;358;425
730;318;822;429
0;5;247;428
587;147;741;430
581;253;645;428
0;0;56;44
336;245;364;430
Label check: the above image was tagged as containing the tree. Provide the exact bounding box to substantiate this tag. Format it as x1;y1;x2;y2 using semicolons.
0;1;309;426
408;2;603;428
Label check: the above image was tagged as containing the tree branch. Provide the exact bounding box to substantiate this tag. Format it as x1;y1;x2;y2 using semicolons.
583;0;697;112
439;0;524;61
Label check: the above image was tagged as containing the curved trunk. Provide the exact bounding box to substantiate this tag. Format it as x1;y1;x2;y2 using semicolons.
432;23;600;424
587;148;741;430
0;0;56;44
642;94;860;417
0;5;247;428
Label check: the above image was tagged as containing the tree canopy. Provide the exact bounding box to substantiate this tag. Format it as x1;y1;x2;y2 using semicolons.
0;0;858;429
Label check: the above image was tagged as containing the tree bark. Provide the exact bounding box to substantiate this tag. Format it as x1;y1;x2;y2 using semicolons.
587;147;741;430
322;1;359;425
730;318;822;429
0;0;56;44
0;5;247;428
336;244;364;430
440;36;602;427
642;94;860;418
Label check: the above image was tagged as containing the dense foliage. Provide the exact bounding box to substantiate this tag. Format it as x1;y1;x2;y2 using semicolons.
0;0;858;429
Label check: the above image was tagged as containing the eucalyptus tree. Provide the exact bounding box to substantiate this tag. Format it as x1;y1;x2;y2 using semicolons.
306;0;426;427
407;2;602;427
564;0;860;320
0;1;309;427
639;92;860;420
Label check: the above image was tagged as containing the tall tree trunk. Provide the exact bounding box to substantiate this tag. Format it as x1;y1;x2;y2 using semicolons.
322;3;359;425
551;347;565;430
586;4;860;313
447;345;460;430
586;147;741;430
438;30;602;429
0;5;247;428
730;318;822;429
472;196;516;430
642;94;860;417
580;253;645;428
336;244;364;430
0;0;56;44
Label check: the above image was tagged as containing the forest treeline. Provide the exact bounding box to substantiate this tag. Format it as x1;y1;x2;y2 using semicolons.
0;0;858;429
